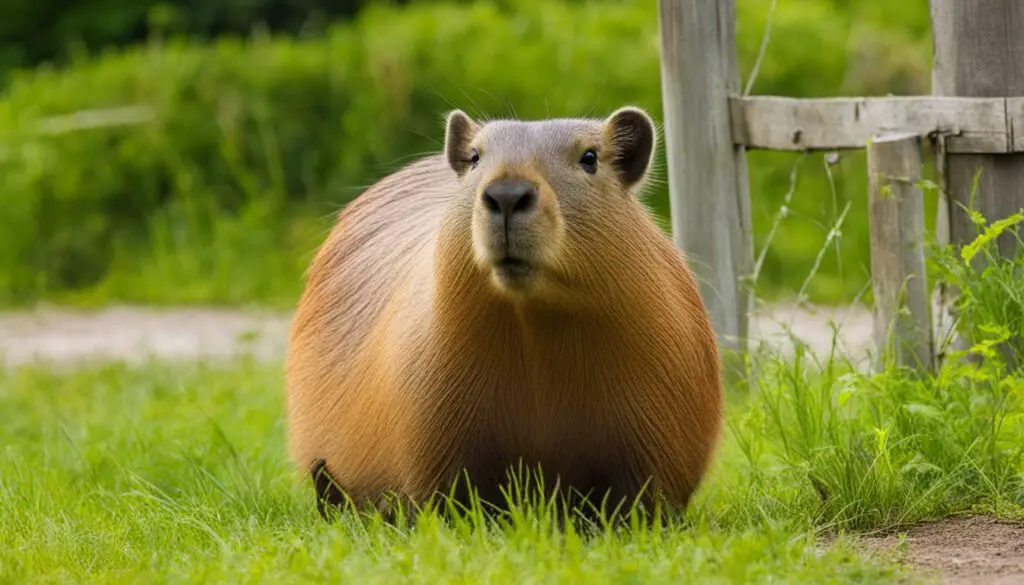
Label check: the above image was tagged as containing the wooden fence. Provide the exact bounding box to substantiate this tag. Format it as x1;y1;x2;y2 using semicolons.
657;0;1024;374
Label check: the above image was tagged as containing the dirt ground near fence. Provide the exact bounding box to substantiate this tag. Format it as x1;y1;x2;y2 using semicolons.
856;515;1024;585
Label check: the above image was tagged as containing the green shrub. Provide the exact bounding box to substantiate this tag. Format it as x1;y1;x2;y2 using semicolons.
0;0;932;307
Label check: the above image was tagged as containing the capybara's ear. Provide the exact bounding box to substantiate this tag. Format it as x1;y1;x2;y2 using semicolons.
604;106;657;190
444;109;480;177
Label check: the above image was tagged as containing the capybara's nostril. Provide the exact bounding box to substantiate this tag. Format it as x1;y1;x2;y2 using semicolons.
482;179;537;220
483;192;501;214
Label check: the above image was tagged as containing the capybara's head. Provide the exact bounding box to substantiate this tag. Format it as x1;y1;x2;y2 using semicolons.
444;107;657;297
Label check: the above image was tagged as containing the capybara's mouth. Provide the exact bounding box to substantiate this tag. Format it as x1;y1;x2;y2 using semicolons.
493;256;534;284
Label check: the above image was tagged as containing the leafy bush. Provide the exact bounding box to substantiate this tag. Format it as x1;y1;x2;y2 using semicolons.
0;0;932;306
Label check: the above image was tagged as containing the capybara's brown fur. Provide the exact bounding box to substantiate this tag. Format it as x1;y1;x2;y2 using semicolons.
284;106;722;521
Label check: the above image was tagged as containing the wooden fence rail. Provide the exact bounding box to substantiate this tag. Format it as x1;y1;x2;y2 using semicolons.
658;0;1024;375
731;96;1024;154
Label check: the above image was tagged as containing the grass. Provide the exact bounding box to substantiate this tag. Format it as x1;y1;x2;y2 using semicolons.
1;359;911;584
1;348;1021;584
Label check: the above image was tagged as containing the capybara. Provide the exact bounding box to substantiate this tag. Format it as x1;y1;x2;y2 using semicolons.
284;106;722;522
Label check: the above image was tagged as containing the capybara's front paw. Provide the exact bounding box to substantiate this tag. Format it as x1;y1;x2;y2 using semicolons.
310;458;345;521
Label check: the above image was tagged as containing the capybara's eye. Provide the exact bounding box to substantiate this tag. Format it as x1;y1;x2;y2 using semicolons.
469;148;480;169
579;149;598;174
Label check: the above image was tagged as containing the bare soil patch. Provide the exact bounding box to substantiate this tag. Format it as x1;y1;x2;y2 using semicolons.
858;516;1024;585
0;302;876;368
0;305;292;368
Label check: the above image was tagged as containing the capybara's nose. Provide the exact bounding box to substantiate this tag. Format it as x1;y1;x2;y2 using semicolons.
482;179;537;221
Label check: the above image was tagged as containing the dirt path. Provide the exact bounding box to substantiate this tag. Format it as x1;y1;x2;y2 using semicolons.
0;302;877;368
0;305;293;368
858;516;1024;585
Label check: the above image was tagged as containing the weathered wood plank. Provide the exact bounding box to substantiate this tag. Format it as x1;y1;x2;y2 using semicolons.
729;95;1017;153
867;132;935;373
657;0;753;363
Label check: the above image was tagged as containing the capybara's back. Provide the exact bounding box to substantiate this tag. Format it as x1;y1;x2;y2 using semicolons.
285;106;723;520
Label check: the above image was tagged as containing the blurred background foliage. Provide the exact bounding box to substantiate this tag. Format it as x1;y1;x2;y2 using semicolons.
0;0;933;307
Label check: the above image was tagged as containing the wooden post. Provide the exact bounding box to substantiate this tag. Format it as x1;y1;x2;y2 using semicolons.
931;0;1024;369
931;2;1024;259
867;132;935;373
657;0;753;366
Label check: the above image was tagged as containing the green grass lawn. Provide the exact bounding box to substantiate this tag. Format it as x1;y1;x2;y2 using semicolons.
1;338;1021;583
